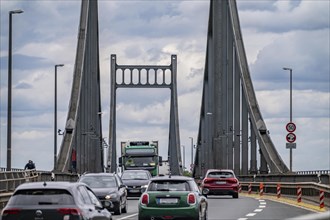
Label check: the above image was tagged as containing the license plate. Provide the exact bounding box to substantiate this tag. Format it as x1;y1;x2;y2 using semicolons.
129;189;140;193
216;181;226;184
159;198;178;204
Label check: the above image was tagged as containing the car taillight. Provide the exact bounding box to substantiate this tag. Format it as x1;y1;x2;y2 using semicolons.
227;178;238;184
187;193;196;204
141;193;149;205
203;178;211;184
57;208;81;216
2;208;21;216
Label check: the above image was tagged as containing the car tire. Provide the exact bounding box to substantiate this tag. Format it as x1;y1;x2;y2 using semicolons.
114;201;122;215
198;207;207;220
122;199;128;213
233;192;239;199
138;215;147;220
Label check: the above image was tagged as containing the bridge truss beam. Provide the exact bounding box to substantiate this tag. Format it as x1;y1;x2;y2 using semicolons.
108;55;182;175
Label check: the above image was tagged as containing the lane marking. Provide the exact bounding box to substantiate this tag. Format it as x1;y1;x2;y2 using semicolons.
259;205;266;208
237;218;248;220
117;213;138;220
246;213;257;216
254;208;263;212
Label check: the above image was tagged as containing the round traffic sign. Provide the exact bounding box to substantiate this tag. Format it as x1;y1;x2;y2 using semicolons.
286;132;296;143
286;122;296;132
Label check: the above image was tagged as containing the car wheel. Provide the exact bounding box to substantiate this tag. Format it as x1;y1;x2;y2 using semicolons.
122;199;128;213
233;192;239;199
138;215;147;220
114;201;122;215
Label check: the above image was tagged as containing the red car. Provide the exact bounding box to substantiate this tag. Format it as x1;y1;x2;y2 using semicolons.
200;169;239;198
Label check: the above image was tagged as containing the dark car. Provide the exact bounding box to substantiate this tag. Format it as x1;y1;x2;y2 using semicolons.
121;170;152;197
78;172;128;215
200;169;239;198
138;175;208;220
0;181;112;220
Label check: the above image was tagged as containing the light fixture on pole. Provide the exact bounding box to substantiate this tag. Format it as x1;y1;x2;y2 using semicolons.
189;137;193;170
181;145;185;171
283;67;293;122
7;9;23;171
283;67;295;172
54;64;64;170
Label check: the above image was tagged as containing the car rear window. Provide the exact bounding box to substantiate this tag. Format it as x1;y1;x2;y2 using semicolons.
9;189;74;205
80;176;117;188
148;180;189;191
122;172;149;180
207;171;234;178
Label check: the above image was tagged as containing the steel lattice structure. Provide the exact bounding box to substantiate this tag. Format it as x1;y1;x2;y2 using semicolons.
56;0;288;176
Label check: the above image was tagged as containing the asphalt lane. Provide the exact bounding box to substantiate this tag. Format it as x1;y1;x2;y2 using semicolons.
112;195;321;220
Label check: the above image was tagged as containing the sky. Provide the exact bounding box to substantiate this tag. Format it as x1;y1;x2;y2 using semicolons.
0;0;329;172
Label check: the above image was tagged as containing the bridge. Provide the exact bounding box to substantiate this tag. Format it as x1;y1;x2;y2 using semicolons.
50;0;288;176
0;0;329;214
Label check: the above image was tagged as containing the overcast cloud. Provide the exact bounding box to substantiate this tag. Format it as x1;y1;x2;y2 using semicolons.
0;0;329;172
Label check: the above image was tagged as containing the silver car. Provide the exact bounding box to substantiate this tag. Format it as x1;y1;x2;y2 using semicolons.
1;181;112;220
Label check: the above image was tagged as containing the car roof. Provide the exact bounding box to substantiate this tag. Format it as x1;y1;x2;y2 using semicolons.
122;170;150;173
15;181;86;191
206;169;235;173
81;172;117;177
150;175;194;181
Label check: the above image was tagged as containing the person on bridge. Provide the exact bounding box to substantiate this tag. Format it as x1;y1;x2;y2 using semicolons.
24;160;36;170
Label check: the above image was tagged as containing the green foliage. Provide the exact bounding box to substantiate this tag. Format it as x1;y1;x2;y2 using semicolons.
182;170;192;177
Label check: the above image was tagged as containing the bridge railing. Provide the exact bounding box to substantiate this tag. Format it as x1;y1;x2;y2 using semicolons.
240;181;330;208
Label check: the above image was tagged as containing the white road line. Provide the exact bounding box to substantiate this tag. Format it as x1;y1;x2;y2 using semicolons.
259;205;266;208
260;202;267;205
254;208;263;212
117;213;138;220
237;218;248;220
246;213;257;217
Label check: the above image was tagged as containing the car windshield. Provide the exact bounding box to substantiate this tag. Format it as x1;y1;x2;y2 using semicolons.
122;172;149;180
9;189;74;205
125;157;155;167
148;180;189;191
80;176;117;188
207;171;234;178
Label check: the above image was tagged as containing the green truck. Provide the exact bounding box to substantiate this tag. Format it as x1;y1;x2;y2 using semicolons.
119;141;162;176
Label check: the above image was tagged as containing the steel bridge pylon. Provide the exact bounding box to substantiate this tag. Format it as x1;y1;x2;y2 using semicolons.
56;0;103;174
193;0;289;178
107;55;182;175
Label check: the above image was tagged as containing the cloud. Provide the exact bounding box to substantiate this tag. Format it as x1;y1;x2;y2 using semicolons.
0;0;329;172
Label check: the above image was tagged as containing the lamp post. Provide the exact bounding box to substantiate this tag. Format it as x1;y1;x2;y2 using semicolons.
189;137;193;170
283;67;294;172
181;145;185;171
283;67;293;122
7;9;23;171
54;64;64;170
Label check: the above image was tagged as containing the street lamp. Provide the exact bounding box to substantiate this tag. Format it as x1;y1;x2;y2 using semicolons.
189;137;193;169
181;145;185;171
283;67;293;122
7;9;23;171
54;64;64;170
283;67;294;172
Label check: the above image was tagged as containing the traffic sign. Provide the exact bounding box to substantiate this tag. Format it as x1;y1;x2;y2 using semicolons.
286;143;297;149
286;133;296;143
286;122;296;132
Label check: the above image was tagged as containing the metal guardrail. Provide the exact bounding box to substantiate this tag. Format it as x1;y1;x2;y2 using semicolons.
1;169;329;210
0;170;78;209
240;181;330;208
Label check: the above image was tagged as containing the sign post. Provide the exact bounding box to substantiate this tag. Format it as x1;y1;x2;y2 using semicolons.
285;122;296;172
